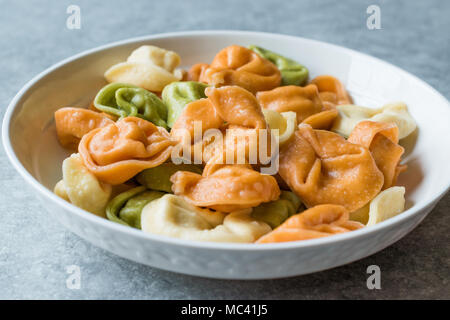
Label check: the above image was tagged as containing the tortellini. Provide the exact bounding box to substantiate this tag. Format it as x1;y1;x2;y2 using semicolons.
51;43;418;244
170;97;224;164
171;163;280;212
54;153;112;217
331;102;417;139
206;86;274;163
94;83;168;129
171;98;223;143
161;81;209;128
257;204;364;243
301;109;339;130
141;194;271;243
104;45;183;92
106;186;164;228
256;85;338;130
262;109;297;146
252;191;303;228
78;117;175;185
191;45;282;93
257;85;322;122
348;121;406;190
366;186;406;226
54;180;70;202
136;163;202;193
187;63;209;81
55;107;114;149
279;124;384;212
249;45;309;86
206;86;267;130
310;75;352;107
350;186;406;225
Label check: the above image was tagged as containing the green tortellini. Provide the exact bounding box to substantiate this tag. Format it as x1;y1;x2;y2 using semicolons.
106;186;164;229
94;82;169;129
136;163;203;193
161;81;209;128
252;191;303;228
249;45;309;86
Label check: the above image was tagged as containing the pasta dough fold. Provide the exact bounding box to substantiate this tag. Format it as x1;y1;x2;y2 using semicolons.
104;45;183;92
249;45;309;86
257;204;364;243
55;107;114;149
78;117;175;185
94;83;168;128
279;124;384;211
348;121;405;189
193;45;281;93
141;194;271;242
310;75;352;108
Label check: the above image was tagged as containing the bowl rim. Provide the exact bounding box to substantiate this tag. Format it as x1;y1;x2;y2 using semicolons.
2;30;450;251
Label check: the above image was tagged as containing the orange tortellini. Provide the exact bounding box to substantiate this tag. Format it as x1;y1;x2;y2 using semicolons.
348;121;406;190
78;116;176;185
310;75;352;107
256;85;323;122
55;107;114;149
171;85;274;165
279;124;384;212
207;86;274;163
171;161;280;212
257;204;364;243
190;45;282;93
256;85;338;130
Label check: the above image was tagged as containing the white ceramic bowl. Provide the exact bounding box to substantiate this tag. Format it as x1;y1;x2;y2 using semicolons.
3;31;450;279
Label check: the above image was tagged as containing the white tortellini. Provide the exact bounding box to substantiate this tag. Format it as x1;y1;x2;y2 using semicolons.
54;153;112;217
350;186;406;225
141;194;272;242
104;45;183;92
332;102;416;139
262;109;297;146
53;180;70;202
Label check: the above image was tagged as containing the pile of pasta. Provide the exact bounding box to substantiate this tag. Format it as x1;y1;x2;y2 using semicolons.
53;44;417;243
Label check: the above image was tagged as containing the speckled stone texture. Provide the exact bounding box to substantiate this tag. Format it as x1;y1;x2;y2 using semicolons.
0;0;449;299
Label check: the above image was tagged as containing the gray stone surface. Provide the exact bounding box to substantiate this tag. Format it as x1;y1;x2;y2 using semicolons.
0;0;449;299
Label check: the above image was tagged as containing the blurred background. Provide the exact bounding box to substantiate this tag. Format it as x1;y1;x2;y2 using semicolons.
0;0;449;299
